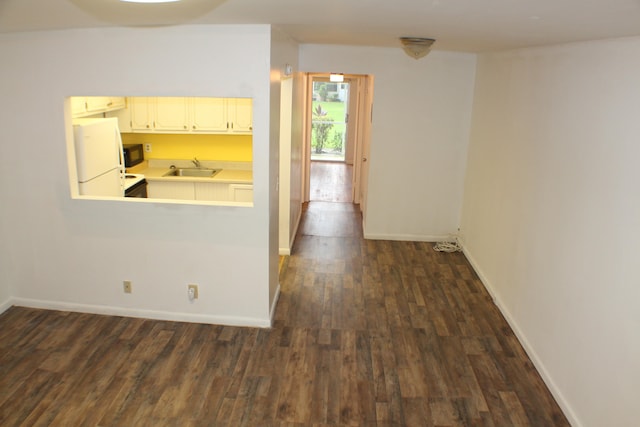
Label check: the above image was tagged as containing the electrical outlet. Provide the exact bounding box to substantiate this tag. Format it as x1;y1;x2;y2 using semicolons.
144;143;152;153
123;280;132;294
188;284;199;300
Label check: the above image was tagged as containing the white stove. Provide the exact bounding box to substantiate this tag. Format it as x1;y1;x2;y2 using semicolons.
124;173;145;191
124;174;147;197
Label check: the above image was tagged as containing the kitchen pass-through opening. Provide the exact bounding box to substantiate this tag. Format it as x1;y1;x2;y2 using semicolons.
64;96;254;207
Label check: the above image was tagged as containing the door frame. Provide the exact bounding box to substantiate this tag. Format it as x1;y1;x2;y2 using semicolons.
302;72;373;207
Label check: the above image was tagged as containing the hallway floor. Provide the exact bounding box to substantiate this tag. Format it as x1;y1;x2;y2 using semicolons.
309;161;353;203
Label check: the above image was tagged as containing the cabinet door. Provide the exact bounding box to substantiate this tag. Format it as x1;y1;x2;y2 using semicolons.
71;97;87;117
130;97;153;130
229;184;253;202
147;181;195;200
108;97;126;111
84;97;111;114
229;98;253;133
72;97;126;118
194;182;230;201
154;97;190;132
191;98;227;132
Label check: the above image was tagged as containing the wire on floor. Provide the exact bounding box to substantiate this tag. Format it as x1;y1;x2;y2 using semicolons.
433;236;462;253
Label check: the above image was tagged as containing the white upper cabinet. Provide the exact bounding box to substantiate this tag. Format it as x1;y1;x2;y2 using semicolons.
129;97;153;131
191;98;227;132
71;96;126;118
71;97;87;117
154;97;190;132
126;97;252;135
228;98;253;133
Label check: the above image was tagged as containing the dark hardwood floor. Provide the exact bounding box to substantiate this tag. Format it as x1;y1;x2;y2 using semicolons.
0;202;569;426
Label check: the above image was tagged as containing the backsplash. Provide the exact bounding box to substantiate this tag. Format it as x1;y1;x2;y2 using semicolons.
121;133;252;162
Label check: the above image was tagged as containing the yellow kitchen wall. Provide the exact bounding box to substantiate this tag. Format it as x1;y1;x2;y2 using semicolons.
121;133;252;162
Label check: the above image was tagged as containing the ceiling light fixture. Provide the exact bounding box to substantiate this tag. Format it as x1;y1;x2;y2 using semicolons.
120;0;180;3
329;73;344;83
400;37;436;60
71;0;226;26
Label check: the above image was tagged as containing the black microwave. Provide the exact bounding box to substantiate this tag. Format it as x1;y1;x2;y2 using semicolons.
123;144;144;168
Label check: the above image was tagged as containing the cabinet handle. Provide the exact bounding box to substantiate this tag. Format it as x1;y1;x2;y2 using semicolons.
192;125;196;129
184;125;187;130
146;124;150;129
226;122;229;129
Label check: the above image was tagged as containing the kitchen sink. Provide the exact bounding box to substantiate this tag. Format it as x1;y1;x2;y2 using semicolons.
163;168;221;178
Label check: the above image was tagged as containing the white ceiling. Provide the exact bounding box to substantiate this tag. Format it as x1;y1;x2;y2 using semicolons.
1;0;640;52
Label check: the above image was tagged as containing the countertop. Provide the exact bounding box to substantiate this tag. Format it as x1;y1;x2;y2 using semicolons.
139;167;253;184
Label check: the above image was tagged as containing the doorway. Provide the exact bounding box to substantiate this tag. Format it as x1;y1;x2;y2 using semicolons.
304;73;372;207
310;79;350;162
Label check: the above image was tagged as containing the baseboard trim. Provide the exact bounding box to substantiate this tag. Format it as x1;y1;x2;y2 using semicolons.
11;298;271;328
458;239;582;427
0;298;13;315
363;232;452;242
269;283;281;327
279;206;303;255
290;208;302;249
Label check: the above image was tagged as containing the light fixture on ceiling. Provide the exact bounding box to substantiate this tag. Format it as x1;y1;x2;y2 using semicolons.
70;0;227;26
400;37;436;60
120;0;180;3
329;73;344;83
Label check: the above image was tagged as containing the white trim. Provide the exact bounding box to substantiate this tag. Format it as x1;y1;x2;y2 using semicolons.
11;298;271;328
0;298;13;315
279;202;303;255
269;283;281;326
458;239;583;427
363;232;453;242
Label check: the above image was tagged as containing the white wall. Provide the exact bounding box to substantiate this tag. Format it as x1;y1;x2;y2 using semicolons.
460;37;640;427
273;29;303;257
0;25;276;326
289;72;305;246
300;44;477;241
269;27;300;306
277;72;305;256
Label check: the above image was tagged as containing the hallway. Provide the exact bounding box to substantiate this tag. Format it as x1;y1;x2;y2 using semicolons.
309;161;353;203
0;204;569;426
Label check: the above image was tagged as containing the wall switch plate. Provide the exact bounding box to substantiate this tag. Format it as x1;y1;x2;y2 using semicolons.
144;143;152;153
188;284;199;300
123;280;132;294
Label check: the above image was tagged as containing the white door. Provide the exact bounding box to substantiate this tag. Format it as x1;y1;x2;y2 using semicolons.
358;76;375;222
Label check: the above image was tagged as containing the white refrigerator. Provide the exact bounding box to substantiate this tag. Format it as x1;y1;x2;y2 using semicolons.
73;117;125;197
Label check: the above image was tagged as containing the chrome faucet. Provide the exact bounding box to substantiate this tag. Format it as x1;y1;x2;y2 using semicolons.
192;157;201;168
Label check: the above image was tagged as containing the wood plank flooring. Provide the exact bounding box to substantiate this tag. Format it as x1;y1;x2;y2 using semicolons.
309;161;353;203
0;202;569;426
